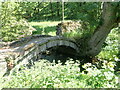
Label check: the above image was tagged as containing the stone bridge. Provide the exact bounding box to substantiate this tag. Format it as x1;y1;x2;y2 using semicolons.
0;35;79;76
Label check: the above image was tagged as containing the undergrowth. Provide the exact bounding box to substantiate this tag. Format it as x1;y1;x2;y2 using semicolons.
0;59;119;88
0;21;119;89
98;28;119;61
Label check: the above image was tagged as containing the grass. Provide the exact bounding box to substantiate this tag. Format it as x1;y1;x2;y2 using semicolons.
29;21;59;36
29;20;72;36
29;21;61;27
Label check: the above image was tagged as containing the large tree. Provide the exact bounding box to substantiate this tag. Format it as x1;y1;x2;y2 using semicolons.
80;2;119;58
76;2;120;71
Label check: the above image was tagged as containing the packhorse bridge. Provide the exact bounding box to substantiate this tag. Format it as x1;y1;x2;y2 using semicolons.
0;35;80;76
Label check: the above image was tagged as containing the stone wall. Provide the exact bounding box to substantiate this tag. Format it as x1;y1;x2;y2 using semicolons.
0;35;79;76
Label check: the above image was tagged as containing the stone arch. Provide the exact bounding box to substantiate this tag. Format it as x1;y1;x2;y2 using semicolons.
36;37;79;54
37;37;79;62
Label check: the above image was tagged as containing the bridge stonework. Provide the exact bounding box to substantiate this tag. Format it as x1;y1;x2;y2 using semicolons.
0;35;79;76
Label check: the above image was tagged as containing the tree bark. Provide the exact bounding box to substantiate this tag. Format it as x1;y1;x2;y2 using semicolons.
78;2;119;72
83;2;119;57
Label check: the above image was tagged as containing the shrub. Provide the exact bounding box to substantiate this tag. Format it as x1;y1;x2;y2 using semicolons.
0;2;35;42
98;28;119;61
0;59;119;88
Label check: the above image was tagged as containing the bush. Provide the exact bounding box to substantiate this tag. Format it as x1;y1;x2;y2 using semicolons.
0;2;35;42
0;59;119;88
98;28;119;61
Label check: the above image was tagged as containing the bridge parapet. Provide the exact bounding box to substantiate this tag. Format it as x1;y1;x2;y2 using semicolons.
0;35;79;76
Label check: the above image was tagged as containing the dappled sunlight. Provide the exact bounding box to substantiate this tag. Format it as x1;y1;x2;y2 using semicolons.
0;2;119;88
29;20;72;27
0;59;118;88
29;21;61;27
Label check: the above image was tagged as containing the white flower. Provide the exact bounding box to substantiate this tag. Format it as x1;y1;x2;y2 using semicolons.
104;71;114;80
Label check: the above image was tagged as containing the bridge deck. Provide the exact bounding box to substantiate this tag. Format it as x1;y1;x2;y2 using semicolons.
0;35;79;76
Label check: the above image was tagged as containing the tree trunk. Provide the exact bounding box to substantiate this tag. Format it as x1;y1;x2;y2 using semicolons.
78;2;119;71
83;2;118;57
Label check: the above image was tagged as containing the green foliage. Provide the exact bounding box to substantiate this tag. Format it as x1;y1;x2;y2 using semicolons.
17;2;62;21
83;61;118;88
0;59;119;88
98;28;119;61
14;2;101;30
0;2;119;88
62;27;93;45
63;31;81;39
0;2;102;41
0;2;33;42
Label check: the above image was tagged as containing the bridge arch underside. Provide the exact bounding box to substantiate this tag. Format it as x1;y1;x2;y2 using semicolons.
40;45;78;63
